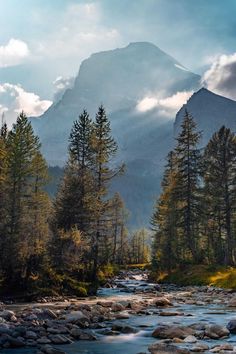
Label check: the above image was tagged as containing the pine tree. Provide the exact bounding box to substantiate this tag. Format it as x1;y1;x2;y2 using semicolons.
91;105;123;279
3;112;50;289
203;126;236;265
151;151;179;270
174;110;202;262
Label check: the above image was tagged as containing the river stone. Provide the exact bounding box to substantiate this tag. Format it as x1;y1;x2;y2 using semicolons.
37;337;52;344
49;334;72;344
97;301;113;307
7;336;26;348
153;297;173;307
148;342;190;354
190;344;209;352
228;297;236;307
205;324;229;339
152;325;195;339
25;330;38;339
40;344;67;354
0;310;15;321
227;319;236;333
64;311;89;324
112;323;138;334
184;335;197;343
111;302;125;312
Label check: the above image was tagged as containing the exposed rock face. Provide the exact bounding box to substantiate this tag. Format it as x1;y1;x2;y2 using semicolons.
174;88;236;145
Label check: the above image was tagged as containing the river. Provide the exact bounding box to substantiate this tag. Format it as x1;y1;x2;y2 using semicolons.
2;271;236;354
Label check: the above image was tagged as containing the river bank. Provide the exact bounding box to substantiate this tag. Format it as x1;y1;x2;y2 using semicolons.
1;270;236;353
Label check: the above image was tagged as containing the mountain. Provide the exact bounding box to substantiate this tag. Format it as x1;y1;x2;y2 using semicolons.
175;88;236;144
31;42;201;227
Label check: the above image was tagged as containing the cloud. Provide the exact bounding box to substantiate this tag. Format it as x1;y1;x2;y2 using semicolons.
136;91;193;117
0;39;30;68
202;53;236;100
36;3;122;62
53;76;74;102
0;83;52;126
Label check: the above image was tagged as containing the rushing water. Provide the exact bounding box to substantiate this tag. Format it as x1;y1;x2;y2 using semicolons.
3;275;236;354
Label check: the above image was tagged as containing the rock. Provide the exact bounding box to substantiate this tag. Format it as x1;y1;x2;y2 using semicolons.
115;312;130;319
7;336;26;348
97;301;113;307
49;334;72;344
205;324;229;339
152;325;194;339
112;324;138;334
228;297;236;307
159;311;183;316
183;335;197;343
148;342;190;354
37;337;52;344
153;297;173;307
111;302;125;312
190;344;209;352
70;326;96;340
227;319;236;333
25;330;38;339
0;310;16;321
64;311;89;324
40;344;67;354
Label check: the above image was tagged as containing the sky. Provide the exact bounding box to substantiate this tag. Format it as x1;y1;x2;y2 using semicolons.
1;0;236;124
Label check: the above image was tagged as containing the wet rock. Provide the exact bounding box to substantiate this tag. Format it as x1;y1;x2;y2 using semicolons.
112;323;138;334
227;319;236;333
97;301;113;307
6;336;26;348
37;336;52;344
0;310;16;321
159;311;183;316
183;335;197;343
111;302;125;312
228;297;236;307
205;324;229;339
153;297;173;307
152;325;194;339
115;311;130;319
148;342;190;354
70;327;96;340
64;311;89;324
25;330;38;339
190;344;209;352
49;334;72;344
40;344;67;354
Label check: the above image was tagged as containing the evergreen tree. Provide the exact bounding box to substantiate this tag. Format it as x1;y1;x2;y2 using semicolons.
3;112;50;289
174;110;202;262
91;105;123;279
151;151;179;270
203;126;236;265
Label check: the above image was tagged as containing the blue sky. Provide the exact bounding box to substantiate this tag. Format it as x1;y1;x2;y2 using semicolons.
1;0;236;124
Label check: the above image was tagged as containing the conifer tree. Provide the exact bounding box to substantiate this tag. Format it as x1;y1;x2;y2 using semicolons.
203;126;236;265
91;105;123;279
3;112;50;289
151;151;179;270
174;110;202;262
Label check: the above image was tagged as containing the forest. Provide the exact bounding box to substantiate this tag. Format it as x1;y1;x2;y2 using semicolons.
0;107;149;298
152;111;236;271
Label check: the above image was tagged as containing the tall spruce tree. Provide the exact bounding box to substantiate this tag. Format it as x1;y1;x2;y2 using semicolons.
4;112;50;289
174;110;202;262
203;126;236;265
91;105;123;279
151;151;179;270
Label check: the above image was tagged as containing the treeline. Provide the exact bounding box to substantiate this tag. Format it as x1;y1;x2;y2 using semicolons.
152;111;236;271
0;107;149;297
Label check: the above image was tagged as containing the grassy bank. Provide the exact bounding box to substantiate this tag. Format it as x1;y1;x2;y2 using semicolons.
153;265;236;289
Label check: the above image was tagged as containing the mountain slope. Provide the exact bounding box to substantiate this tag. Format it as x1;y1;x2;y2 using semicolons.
174;88;236;144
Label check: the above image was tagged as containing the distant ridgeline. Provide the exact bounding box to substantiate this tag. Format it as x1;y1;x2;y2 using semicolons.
31;42;236;228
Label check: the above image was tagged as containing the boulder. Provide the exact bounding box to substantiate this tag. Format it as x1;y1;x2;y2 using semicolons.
64;311;89;324
148;342;190;354
40;344;67;354
153;297;173;307
152;325;194;339
49;334;72;344
112;323;138;334
227;319;236;333
111;302;125;312
205;324;229;339
183;335;197;343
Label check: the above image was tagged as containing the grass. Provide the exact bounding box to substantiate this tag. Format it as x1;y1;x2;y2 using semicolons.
155;265;236;289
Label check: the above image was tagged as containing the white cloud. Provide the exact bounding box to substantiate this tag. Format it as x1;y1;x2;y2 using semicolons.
0;39;30;68
36;3;122;62
202;52;236;100
0;83;52;126
53;76;74;102
136;91;193;117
